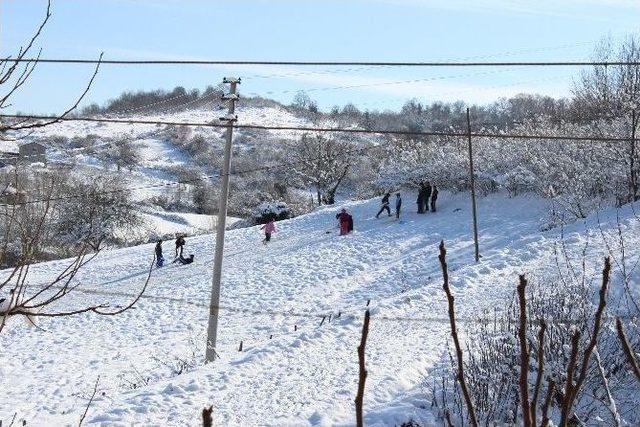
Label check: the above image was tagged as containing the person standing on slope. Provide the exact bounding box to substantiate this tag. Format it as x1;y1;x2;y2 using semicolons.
260;218;277;244
155;240;164;267
430;185;439;212
175;234;186;258
395;192;402;219
376;192;392;218
417;186;425;214
336;208;351;236
423;181;432;212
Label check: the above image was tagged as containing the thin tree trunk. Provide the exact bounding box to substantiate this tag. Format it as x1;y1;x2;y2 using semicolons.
355;309;370;427
439;240;478;427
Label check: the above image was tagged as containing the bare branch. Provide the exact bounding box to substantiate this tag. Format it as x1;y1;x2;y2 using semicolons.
616;317;640;381
354;309;370;427
439;240;478;427
531;318;547;426
540;380;555;427
517;274;533;427
78;375;100;426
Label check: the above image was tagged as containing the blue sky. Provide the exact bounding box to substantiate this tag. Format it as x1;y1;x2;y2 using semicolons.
1;0;639;114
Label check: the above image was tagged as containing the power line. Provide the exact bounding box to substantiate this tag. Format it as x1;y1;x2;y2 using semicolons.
1;114;634;142
6;58;640;67
38;280;637;326
0;143;381;206
0;91;225;162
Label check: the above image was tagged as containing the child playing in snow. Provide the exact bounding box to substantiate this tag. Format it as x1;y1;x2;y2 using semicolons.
155;240;164;267
175;234;186;258
177;254;195;265
376;192;391;218
260;218;277;244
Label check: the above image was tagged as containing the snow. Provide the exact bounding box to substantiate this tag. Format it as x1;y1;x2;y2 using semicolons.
2;191;640;425
131;209;240;240
0;140;18;154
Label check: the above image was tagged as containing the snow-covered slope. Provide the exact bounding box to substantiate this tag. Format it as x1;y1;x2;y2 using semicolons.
1;192;639;425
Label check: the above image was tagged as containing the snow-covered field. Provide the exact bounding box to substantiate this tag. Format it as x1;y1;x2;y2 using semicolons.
2;191;639;425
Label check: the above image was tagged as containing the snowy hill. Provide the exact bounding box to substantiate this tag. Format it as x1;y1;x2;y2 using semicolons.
2;191;639;425
0;103;315;247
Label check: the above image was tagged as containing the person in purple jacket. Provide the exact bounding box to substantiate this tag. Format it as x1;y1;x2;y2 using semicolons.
261;218;277;244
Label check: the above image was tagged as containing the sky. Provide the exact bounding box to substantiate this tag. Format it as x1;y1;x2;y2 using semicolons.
0;0;639;114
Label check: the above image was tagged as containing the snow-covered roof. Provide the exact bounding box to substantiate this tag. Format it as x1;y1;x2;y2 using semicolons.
19;141;46;149
0;140;19;154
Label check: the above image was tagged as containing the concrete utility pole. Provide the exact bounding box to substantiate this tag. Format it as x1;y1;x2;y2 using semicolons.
205;77;240;362
631;110;637;202
466;108;480;263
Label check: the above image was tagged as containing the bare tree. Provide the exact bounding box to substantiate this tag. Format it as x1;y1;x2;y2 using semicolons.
53;175;141;251
287;133;355;205
573;36;640;202
0;237;152;334
0;0;101;135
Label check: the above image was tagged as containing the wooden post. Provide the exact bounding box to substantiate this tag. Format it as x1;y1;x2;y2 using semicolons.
355;309;371;427
467;108;480;262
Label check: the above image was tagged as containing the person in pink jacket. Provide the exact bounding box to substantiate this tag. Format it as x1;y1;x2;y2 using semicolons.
260;218;277;244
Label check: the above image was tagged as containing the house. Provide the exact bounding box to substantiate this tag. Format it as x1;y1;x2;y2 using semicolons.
0;140;19;167
0;185;26;205
18;141;46;164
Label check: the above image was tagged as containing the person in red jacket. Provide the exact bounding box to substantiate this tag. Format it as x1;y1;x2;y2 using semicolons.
336;208;351;236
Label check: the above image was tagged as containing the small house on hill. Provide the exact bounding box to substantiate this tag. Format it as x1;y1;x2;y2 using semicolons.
0;140;19;167
19;141;46;164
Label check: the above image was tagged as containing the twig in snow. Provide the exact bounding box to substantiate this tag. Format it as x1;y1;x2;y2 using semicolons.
560;257;610;426
593;346;620;427
78;375;100;426
530;318;546;427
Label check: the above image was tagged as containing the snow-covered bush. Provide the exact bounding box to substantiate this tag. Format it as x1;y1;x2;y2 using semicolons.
251;201;292;225
431;270;640;426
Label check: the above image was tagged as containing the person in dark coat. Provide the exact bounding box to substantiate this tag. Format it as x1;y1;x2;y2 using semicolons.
376;192;391;218
336;208;351;235
430;185;438;212
416;189;424;213
177;254;195;265
395;193;402;219
423;181;432;212
347;213;354;232
155;240;164;267
175;235;186;258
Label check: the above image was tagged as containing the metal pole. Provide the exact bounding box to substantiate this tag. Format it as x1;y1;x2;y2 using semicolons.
205;77;239;362
632;110;637;201
467;108;480;262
